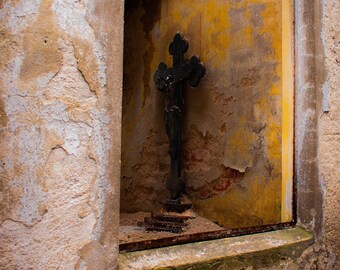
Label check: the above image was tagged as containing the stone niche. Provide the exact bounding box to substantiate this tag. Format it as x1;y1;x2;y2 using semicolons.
120;0;292;243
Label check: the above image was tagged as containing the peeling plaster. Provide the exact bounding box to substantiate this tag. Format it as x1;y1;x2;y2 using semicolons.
0;0;121;268
52;0;107;93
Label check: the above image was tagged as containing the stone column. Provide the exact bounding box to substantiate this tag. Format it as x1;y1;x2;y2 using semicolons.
0;0;124;269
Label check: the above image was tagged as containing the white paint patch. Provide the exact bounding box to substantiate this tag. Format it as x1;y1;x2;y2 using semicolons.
8;0;41;33
43;100;69;123
5;55;24;97
52;0;93;41
36;72;59;89
322;82;330;112
16;173;46;225
52;0;107;92
89;108;113;237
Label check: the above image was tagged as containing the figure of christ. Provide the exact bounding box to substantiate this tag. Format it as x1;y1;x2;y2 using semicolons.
154;32;205;205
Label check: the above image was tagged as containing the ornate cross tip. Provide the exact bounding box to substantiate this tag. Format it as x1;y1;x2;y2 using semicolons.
169;32;189;56
189;55;206;87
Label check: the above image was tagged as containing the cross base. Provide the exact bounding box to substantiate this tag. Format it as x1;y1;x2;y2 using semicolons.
138;209;195;233
138;196;194;233
163;201;192;213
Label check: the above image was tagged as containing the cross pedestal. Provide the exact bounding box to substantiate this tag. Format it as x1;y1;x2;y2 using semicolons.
140;32;205;233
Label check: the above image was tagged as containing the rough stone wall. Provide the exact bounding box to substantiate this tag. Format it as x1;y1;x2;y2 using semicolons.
317;0;340;265
271;0;340;268
0;0;124;269
275;0;340;268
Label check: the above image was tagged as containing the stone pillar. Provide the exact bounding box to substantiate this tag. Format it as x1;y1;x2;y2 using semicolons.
0;0;124;269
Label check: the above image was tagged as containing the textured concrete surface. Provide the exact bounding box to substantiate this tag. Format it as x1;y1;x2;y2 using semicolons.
0;0;123;269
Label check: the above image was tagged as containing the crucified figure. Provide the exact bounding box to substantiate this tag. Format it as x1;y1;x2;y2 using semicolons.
154;32;205;204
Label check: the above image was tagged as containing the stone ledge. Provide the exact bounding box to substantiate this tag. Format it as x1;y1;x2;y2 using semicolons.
119;226;314;269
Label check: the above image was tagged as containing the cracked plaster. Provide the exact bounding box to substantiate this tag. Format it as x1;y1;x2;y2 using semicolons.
0;0;123;269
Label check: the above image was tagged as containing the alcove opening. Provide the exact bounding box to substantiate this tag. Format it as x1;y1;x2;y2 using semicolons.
119;0;294;252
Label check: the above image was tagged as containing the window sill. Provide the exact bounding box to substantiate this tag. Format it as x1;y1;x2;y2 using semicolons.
119;226;313;269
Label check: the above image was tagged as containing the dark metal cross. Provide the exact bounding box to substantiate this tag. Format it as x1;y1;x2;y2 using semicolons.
154;32;205;205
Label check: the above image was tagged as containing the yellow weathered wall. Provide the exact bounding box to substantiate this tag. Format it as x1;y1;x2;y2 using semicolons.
121;0;286;228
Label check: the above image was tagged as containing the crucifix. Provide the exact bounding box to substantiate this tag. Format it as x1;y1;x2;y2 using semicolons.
154;32;206;210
